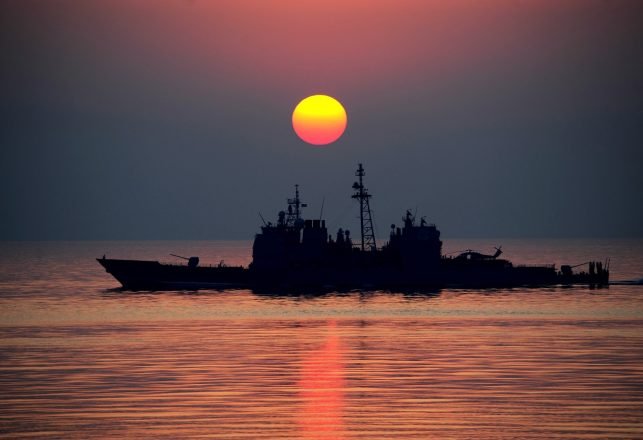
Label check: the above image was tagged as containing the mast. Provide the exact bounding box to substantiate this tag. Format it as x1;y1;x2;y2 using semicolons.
286;184;306;227
351;163;377;251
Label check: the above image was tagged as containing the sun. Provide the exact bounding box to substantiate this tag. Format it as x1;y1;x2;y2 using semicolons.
292;95;347;145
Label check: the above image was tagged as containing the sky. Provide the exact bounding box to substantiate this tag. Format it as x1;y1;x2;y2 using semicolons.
1;0;642;240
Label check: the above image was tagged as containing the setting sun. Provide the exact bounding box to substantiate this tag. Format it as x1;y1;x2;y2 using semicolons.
292;95;347;145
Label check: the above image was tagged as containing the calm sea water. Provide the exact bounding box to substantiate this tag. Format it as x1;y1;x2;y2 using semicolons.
1;239;642;439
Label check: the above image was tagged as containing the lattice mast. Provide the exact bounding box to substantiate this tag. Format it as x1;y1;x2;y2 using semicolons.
285;184;306;228
352;163;377;251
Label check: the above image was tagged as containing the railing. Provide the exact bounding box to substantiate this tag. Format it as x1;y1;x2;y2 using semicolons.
515;264;556;269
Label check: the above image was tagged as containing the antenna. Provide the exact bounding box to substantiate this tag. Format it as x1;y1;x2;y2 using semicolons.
351;163;377;251
319;197;325;220
258;212;268;227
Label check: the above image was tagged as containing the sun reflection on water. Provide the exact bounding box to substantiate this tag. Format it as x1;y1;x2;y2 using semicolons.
299;320;346;439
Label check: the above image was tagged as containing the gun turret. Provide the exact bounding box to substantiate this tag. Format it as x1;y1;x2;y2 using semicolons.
170;254;199;268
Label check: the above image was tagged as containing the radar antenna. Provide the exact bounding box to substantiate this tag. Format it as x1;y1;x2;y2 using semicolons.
351;163;377;251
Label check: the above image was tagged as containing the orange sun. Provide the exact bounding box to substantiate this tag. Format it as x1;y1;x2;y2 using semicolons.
292;95;347;145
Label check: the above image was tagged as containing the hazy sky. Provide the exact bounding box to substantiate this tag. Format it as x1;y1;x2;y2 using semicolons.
2;0;642;240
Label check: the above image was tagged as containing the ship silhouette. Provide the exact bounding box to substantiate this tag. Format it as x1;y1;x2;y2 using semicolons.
98;164;609;290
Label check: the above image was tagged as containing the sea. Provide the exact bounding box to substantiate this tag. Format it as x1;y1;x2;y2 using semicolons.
1;239;642;439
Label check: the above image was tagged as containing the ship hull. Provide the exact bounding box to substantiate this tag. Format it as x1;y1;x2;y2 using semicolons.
97;258;249;290
98;258;608;291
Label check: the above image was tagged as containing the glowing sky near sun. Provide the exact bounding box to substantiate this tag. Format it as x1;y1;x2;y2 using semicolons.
45;0;585;94
14;0;637;104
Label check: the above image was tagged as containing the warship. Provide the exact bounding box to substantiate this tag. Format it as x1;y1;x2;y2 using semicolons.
98;164;609;290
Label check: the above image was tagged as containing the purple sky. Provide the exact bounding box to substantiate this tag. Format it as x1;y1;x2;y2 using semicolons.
2;0;642;239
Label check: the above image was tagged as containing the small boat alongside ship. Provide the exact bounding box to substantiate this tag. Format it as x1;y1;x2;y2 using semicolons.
98;164;609;290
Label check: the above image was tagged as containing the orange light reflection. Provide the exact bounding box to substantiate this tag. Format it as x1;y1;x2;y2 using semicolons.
298;320;346;440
